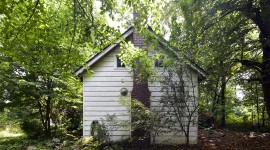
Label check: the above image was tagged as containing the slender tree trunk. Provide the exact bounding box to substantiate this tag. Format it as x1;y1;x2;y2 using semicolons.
251;102;254;127
186;122;190;146
152;134;156;145
210;79;220;127
37;100;46;130
45;78;52;137
256;83;260;129
211;89;218;114
262;106;265;127
220;76;226;127
186;133;189;148
46;96;51;137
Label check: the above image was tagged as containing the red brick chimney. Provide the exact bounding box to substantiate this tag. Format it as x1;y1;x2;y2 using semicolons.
131;10;151;147
131;12;150;107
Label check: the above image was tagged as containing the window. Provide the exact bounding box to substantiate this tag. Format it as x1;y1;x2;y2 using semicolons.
116;56;125;68
154;53;164;67
155;60;163;67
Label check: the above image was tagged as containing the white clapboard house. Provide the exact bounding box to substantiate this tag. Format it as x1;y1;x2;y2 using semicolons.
75;26;207;146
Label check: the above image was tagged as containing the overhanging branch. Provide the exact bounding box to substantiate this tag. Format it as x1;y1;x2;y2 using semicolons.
242;78;261;83
235;59;262;73
11;0;40;44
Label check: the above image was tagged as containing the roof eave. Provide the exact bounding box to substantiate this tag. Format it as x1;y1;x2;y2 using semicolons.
148;31;208;79
75;27;134;77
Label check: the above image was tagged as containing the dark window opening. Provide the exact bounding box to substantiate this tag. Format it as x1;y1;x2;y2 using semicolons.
155;60;163;67
117;56;125;68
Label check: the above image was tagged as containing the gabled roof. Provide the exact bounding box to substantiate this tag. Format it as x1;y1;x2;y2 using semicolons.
147;28;208;80
75;27;134;77
75;26;207;79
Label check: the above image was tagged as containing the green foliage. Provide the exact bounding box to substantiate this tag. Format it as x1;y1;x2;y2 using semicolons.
1;0;269;145
20;119;43;138
0;110;23;137
146;0;270;129
0;110;12;129
90;120;108;142
160;62;198;145
73;137;101;150
89;114;125;143
73;136;130;150
0;0;122;137
1;107;36;127
195;0;270;122
0;132;51;150
121;98;167;144
119;41;157;82
74;115;130;149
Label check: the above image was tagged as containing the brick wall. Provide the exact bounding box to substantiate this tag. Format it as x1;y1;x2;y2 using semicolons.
133;32;144;48
131;26;150;107
131;64;151;107
131;21;151;147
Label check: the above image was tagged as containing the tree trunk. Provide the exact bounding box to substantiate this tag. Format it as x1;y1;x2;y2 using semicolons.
256;83;260;129
45;78;52;137
186;122;190;146
262;106;265;127
261;48;270;119
220;76;226;127
46;96;51;137
210;79;220;127
37;100;46;130
259;0;270;119
251;102;254;127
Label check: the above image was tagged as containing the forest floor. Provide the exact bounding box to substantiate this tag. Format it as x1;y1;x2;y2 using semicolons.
1;127;270;149
198;128;270;150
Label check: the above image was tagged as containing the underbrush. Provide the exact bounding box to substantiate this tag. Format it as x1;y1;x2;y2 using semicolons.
224;123;270;133
0;126;49;150
0;126;129;150
0;136;51;150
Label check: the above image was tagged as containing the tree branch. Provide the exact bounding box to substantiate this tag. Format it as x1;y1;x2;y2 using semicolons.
244;7;265;36
37;100;46;130
75;0;94;26
11;0;40;44
67;0;77;60
235;59;262;73
242;78;261;83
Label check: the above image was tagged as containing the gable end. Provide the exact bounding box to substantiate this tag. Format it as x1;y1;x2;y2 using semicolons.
75;27;134;77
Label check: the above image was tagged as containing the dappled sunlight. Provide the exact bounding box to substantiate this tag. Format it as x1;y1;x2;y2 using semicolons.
0;129;24;138
0;126;25;143
0;127;32;150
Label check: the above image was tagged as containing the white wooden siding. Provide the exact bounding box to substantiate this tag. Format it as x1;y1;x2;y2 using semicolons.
82;47;199;144
149;64;199;144
83;47;132;141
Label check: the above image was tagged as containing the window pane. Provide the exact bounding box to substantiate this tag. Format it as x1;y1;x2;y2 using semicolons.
117;56;125;67
155;60;163;67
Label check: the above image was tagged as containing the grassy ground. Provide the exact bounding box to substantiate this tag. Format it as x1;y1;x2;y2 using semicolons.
0;128;23;137
0;126;50;150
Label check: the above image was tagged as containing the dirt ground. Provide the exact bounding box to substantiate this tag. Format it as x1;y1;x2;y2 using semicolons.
142;128;270;150
1;127;270;150
199;128;270;150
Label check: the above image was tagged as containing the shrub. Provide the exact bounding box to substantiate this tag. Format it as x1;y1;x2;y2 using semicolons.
20;119;43;138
